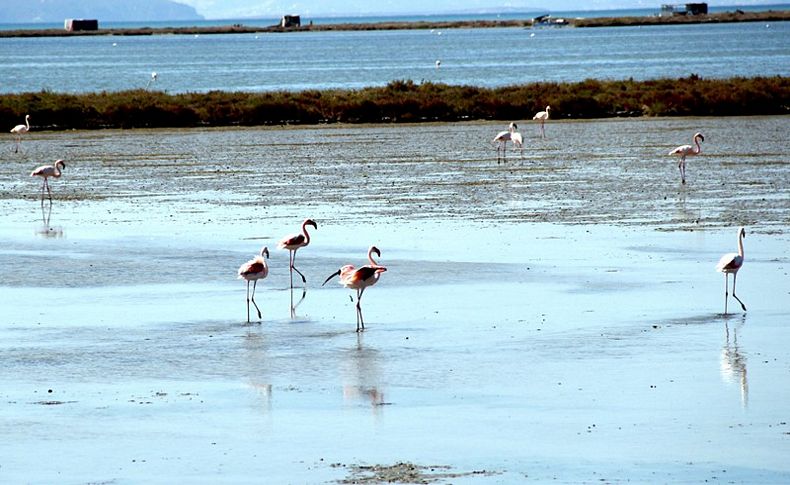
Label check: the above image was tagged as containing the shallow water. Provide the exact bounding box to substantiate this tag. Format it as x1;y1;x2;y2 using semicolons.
1;21;788;93
1;118;789;483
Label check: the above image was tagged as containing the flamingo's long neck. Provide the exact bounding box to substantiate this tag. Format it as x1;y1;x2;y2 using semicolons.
301;222;311;245
25;116;29;130
368;249;379;266
694;136;702;154
737;230;744;259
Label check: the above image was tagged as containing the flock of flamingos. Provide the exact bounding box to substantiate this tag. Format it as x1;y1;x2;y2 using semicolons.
13;110;747;329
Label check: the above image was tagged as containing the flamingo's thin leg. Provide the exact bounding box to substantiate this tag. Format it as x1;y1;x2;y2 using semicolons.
251;280;262;320
245;280;251;323
291;250;306;284
732;273;746;311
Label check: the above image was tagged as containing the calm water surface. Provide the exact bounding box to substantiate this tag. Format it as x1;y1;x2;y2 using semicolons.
1;21;788;93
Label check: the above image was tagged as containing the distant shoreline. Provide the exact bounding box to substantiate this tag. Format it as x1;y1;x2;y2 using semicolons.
0;10;787;37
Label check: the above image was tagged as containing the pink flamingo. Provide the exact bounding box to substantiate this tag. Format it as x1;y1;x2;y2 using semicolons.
669;132;704;184
238;246;269;323
533;106;550;138
716;227;747;314
493;122;519;162
278;218;317;288
31;159;66;203
323;246;387;332
11;114;30;153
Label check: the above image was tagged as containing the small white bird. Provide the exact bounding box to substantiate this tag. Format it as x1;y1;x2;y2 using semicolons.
669;132;704;184
533;106;550;138
493;122;520;162
716;227;747;314
10;114;30;153
146;71;158;88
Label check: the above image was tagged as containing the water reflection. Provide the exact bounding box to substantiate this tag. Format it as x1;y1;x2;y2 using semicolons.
720;316;749;408
35;202;64;238
342;334;387;415
241;330;273;414
290;287;306;319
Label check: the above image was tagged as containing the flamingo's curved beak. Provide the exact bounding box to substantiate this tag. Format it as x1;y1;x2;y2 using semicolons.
322;269;341;286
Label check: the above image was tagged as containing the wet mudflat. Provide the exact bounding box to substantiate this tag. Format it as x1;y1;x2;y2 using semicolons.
1;117;789;483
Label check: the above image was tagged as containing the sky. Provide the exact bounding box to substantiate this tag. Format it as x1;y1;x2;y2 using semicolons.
174;0;777;19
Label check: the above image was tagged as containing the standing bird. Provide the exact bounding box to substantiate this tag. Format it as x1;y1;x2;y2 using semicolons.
493;122;518;162
323;246;387;332
11;114;30;153
238;247;270;323
146;72;158;88
278;218;317;288
533;105;550;138
511;129;524;158
669;132;704;184
31;159;66;204
716;227;747;314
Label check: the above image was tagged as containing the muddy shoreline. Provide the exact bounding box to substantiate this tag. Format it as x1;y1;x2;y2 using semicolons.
2;117;787;233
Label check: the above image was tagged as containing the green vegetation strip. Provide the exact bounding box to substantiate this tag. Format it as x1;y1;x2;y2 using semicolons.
1;76;787;130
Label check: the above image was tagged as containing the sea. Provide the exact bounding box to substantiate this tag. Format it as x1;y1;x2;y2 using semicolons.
0;5;787;94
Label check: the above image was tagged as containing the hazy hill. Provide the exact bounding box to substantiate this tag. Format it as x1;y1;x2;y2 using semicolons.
0;0;203;24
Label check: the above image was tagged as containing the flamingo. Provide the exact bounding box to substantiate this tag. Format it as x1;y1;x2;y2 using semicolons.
323;246;387;332
493;122;518;162
278;218;317;288
31;159;66;204
511;129;524;158
669;132;704;184
715;227;747;314
238;247;269;323
533;105;550;138
11;114;30;153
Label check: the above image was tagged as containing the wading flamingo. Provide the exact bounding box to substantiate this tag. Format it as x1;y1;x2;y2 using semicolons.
511;129;524;158
278;218;317;288
323;246;387;332
31;159;66;204
716;227;747;314
533;106;550;138
238;246;269;323
11;114;30;153
669;132;704;184
493;122;518;162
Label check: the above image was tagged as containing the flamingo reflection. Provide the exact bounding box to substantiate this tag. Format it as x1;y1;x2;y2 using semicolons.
290;286;307;319
35;202;64;238
720;319;748;407
342;335;388;413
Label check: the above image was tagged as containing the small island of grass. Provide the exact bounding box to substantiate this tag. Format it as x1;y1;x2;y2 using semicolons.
1;76;787;131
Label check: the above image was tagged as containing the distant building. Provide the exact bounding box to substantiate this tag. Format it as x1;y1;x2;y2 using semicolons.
64;19;99;31
281;15;300;28
660;3;708;16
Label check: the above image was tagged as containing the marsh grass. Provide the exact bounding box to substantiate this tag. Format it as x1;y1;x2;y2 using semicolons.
1;76;787;130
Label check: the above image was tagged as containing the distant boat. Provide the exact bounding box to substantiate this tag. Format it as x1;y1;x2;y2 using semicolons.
531;14;569;27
